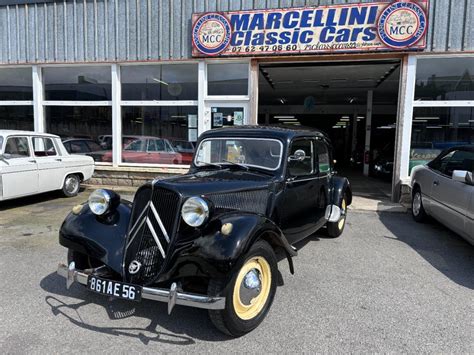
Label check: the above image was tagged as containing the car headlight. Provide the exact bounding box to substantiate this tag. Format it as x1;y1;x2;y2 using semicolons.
88;189;113;215
181;196;210;227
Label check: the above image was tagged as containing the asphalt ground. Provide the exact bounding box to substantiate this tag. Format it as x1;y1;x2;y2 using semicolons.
0;190;473;353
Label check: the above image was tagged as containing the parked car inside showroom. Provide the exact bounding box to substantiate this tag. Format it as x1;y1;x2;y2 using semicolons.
101;137;183;165
62;138;109;162
0;130;94;201
411;145;474;244
56;126;352;336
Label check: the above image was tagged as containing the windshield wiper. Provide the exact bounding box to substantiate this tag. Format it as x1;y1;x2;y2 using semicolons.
221;159;249;171
196;160;223;169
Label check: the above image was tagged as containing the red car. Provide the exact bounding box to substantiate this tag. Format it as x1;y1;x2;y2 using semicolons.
102;137;183;164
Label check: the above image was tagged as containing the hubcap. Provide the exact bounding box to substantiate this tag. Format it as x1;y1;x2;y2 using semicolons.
65;177;79;194
338;198;347;230
233;256;271;320
413;192;421;216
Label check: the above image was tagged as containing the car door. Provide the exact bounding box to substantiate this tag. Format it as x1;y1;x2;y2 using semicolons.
430;149;473;238
147;139;180;164
314;139;331;222
32;137;64;193
280;138;321;244
1;136;39;199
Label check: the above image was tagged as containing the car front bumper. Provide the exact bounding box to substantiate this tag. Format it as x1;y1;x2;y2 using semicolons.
57;262;226;313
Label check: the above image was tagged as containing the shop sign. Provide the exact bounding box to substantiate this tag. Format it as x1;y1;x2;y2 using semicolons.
192;0;428;57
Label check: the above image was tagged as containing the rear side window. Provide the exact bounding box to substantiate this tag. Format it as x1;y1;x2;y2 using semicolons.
315;141;330;174
4;137;30;158
33;137;57;157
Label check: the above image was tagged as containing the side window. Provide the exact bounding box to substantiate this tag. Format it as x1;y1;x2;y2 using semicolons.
288;139;313;176
4;137;30;159
69;141;88;153
442;150;474;176
33;137;57;157
315;141;330;175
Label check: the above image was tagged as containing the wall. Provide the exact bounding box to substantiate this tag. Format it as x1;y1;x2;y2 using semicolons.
0;0;472;65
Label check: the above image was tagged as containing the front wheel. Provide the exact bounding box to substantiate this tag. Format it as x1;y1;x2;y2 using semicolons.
412;188;427;222
326;194;347;238
208;240;277;337
62;174;80;197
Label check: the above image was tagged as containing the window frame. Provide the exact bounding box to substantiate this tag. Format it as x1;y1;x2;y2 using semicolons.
3;135;31;159
32;136;59;157
287;138;316;178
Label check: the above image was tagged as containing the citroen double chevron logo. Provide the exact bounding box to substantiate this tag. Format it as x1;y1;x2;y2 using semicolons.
126;201;170;258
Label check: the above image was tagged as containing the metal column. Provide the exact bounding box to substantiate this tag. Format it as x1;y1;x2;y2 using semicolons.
363;90;373;176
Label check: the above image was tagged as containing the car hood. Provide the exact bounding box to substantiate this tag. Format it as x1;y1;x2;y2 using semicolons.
154;168;274;196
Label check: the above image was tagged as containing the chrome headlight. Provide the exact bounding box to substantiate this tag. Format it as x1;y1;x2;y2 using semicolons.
181;196;210;227
88;189;112;215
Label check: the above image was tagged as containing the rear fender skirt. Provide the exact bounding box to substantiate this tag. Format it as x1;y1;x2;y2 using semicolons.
58;201;132;275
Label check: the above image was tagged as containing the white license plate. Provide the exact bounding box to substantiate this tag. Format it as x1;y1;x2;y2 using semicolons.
87;276;142;301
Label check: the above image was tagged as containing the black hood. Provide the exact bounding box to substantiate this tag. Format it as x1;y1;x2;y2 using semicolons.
154;169;274;197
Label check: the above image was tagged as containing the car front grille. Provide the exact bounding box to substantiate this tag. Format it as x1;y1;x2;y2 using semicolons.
124;187;181;285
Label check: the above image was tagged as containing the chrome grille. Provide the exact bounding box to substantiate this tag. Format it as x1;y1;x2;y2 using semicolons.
124;187;181;285
207;189;268;215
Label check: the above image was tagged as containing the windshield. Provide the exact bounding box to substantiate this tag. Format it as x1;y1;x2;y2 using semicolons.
195;138;283;171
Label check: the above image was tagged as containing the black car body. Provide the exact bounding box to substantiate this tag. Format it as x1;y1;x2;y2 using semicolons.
57;126;352;336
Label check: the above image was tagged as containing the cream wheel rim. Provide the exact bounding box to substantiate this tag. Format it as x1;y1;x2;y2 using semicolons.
232;256;271;320
338;198;347;230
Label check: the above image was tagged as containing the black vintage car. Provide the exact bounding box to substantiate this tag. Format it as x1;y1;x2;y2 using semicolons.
57;126;352;337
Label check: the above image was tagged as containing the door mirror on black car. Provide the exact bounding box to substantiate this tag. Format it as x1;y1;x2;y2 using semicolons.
288;149;306;162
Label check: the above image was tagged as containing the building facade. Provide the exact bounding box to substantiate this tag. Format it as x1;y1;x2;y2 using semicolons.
0;0;472;200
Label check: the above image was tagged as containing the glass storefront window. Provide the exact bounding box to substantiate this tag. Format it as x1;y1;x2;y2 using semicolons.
207;63;249;96
46;106;112;163
415;57;474;101
121;106;198;165
409;106;474;173
43;66;112;101
121;64;198;101
0;106;34;131
0;68;32;100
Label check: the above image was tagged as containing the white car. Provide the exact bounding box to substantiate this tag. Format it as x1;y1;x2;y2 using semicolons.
0;130;95;201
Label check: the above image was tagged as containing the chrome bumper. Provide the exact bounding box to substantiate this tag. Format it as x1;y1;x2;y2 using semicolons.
57;262;226;313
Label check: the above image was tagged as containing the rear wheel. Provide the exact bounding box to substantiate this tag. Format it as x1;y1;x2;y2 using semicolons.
326;194;347;238
62;174;80;197
208;240;277;337
412;188;427;222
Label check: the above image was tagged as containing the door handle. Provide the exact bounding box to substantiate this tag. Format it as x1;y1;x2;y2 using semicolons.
433;180;439;186
55;158;62;162
28;160;36;163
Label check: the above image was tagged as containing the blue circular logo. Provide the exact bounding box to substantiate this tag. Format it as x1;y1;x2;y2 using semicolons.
193;13;231;56
378;1;427;49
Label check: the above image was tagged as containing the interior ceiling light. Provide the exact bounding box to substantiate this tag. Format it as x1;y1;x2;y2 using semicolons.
274;115;295;119
340;118;350;121
415;117;439;120
426;126;442;129
279;98;286;104
414;120;427;123
357;116;365;119
341;115;350;119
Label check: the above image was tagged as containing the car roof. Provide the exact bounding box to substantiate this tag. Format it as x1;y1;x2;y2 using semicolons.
199;125;329;141
0;130;59;139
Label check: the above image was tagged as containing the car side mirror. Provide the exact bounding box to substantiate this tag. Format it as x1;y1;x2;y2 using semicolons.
452;170;474;185
288;149;306;162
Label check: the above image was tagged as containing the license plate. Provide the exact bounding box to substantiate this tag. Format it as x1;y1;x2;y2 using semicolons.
87;276;142;301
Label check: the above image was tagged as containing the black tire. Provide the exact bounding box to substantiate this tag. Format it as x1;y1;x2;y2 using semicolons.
208;240;278;337
62;174;80;197
412;187;427;222
326;194;348;238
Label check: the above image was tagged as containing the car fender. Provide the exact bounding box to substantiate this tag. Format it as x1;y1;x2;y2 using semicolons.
58;200;132;274
330;176;352;206
194;212;296;274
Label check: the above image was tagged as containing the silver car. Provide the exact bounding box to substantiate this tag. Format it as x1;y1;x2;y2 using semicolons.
411;146;474;245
